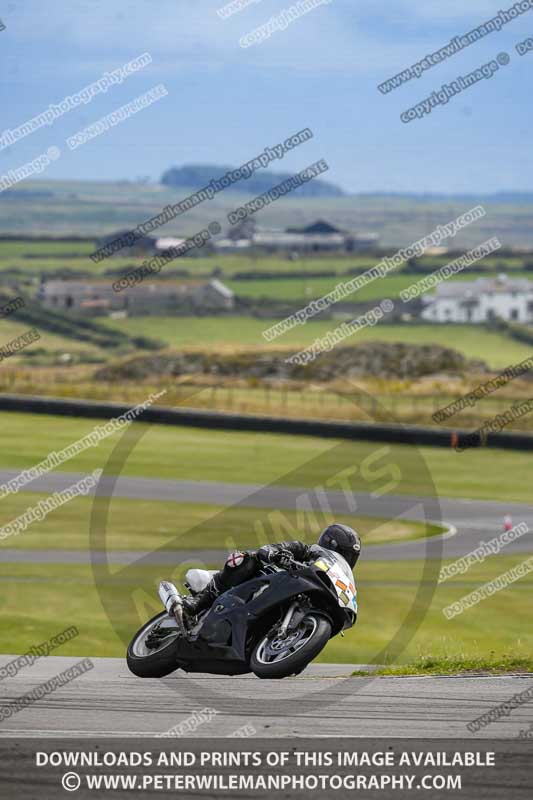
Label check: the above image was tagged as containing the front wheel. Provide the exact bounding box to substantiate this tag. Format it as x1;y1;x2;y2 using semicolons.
127;611;182;678
250;612;331;679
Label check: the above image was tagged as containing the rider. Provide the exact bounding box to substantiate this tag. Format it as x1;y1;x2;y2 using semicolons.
181;523;361;620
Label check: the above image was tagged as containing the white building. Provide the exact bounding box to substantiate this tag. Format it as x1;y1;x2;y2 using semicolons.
155;237;187;251
251;230;347;252
212;238;252;254
421;275;533;324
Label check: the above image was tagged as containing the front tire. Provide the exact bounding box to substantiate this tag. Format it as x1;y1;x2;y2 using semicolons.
250;612;331;679
127;611;182;678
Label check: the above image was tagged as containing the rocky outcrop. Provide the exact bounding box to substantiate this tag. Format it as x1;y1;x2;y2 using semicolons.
95;342;487;383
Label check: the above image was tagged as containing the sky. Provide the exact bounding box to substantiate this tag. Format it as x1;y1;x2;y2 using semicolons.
0;0;531;193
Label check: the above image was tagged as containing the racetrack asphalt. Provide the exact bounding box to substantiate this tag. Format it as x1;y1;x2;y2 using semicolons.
0;470;532;564
0;656;531;738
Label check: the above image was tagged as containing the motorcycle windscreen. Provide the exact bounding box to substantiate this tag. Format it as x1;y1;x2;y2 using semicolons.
313;547;358;613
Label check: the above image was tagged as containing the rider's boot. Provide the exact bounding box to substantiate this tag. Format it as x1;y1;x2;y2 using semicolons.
182;578;220;621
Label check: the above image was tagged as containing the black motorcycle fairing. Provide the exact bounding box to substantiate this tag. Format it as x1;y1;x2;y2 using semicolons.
173;563;354;675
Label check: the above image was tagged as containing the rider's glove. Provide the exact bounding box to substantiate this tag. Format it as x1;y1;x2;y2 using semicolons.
272;549;294;569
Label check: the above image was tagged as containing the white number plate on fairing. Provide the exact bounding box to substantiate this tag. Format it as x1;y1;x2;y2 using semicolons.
313;547;358;612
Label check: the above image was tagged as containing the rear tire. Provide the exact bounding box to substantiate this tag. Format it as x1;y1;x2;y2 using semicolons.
127;611;182;678
250;612;331;679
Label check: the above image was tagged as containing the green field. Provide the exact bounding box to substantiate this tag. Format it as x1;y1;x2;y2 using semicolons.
0;412;530;669
227;274;413;303
0;490;443;552
226;272;508;303
0;243;370;277
101;317;532;369
1;555;531;666
0;255;148;277
0;232;530;376
2;180;533;252
1;238;527;281
0;316;103;359
326;555;533;665
0;411;531;503
0;233;528;281
0;240;94;257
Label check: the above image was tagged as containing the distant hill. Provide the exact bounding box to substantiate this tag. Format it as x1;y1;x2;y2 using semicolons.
160;164;345;198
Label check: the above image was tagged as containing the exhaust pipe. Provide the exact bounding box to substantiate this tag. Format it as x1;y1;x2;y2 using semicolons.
158;581;187;637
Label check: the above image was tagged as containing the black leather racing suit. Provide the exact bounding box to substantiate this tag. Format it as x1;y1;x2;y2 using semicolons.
218;541;324;591
185;541;324;616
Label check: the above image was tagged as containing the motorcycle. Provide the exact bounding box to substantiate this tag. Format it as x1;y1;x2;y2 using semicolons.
127;547;357;680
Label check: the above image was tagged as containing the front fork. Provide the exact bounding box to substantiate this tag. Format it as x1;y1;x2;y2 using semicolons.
276;596;310;639
277;601;298;638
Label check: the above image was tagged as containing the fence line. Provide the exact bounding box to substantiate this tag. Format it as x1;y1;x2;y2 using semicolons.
0;393;532;450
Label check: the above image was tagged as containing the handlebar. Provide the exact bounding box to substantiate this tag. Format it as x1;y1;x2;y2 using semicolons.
259;559;307;575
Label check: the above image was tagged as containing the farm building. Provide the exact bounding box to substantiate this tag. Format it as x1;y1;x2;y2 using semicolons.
37;278;234;316
218;218;379;254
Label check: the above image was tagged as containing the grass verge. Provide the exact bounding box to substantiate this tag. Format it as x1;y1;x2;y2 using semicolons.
352;654;533;677
0;555;531;663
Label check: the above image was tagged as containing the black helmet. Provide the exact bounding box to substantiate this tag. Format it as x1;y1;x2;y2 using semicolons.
318;523;361;568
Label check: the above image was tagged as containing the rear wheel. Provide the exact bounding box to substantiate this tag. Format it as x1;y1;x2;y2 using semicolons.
127;611;182;678
250;612;331;679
